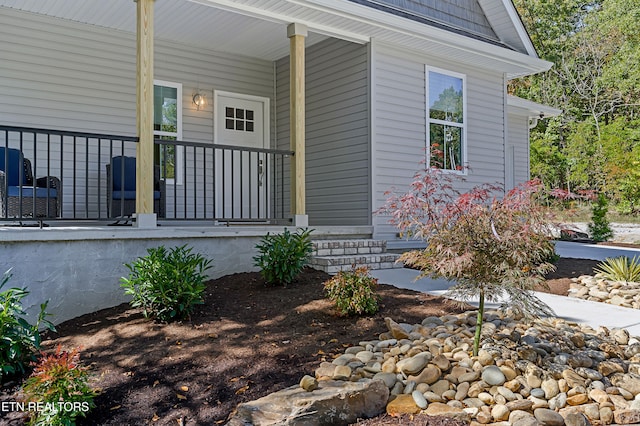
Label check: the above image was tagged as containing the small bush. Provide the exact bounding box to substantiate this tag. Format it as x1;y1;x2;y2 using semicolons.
253;228;313;286
121;245;213;322
594;256;640;283
22;346;95;426
0;270;54;382
589;193;613;242
324;266;380;316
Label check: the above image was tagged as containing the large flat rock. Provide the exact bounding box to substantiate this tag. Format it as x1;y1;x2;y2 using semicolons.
227;379;389;426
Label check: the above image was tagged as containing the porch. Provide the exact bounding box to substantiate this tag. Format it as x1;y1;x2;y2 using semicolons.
1;125;293;226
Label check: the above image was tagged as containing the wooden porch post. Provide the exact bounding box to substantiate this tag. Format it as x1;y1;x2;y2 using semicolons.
135;0;156;228
287;23;308;227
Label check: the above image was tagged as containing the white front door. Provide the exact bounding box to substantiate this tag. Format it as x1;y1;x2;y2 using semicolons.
214;91;270;219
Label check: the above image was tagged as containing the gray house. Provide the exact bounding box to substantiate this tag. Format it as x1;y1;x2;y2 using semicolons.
0;0;560;322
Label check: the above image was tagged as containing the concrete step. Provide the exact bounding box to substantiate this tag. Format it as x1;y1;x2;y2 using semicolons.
309;239;403;273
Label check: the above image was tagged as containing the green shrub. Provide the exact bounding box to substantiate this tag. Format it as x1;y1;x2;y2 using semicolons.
253;228;313;286
0;270;54;382
589;193;613;242
121;245;213;322
324;266;380;316
594;256;640;283
22;346;95;426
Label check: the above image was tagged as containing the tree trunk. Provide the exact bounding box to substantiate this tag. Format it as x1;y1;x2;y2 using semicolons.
473;288;485;356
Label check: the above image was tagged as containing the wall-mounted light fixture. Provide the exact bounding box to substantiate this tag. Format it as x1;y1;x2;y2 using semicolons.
193;92;207;110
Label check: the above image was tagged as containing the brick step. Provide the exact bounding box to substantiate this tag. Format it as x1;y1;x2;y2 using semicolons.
309;239;403;274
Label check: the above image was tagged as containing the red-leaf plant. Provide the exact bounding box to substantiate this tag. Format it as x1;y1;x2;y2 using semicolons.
379;166;556;356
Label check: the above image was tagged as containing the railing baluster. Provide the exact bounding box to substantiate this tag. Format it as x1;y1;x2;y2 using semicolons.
0;126;292;224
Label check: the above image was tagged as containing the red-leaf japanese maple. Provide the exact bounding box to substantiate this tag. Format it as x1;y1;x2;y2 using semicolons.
379;166;556;355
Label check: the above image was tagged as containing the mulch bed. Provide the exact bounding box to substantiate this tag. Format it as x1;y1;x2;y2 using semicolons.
0;257;600;426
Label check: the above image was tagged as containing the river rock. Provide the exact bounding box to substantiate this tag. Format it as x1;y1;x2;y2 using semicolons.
542;378;560;399
613;409;640;425
564;412;591;426
300;375;318;392
228;379;389;426
611;374;640;395
408;365;441;385
412;390;428;409
491;403;510;421
386;393;420;415
534;408;565;426
482;365;506;386
425;402;471;422
396;354;429;375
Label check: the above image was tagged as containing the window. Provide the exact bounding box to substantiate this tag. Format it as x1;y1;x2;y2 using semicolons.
426;68;466;171
225;107;255;132
154;80;182;183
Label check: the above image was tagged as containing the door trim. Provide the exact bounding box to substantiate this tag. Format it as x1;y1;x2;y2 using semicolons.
213;90;270;148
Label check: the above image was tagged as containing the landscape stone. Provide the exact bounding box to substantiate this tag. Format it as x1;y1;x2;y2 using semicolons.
599;406;614;424
411;390;428;409
613;408;640;424
534;408;565;426
408;365;441;385
491;403;510;421
386;394;420;415
611;374;640;395
228;379;388;426
564;412;591;426
425;402;471;422
300;375;318;392
482;365;506;386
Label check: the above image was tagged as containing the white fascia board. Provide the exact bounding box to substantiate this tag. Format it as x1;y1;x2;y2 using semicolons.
507;95;562;118
500;0;538;58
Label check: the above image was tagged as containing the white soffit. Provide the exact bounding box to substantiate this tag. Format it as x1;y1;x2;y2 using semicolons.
507;95;562;118
0;0;551;76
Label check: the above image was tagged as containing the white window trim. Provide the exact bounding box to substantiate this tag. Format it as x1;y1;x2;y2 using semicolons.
154;79;183;185
425;66;467;174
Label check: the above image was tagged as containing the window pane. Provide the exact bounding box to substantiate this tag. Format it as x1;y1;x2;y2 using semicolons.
236;109;245;119
430;123;462;170
246;110;254;120
246;121;254;132
154;86;178;133
429;71;463;123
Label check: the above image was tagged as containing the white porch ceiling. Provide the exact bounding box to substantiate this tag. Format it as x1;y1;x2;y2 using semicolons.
0;0;329;61
0;0;551;77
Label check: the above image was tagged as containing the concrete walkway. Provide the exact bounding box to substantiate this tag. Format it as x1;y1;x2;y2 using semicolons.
372;242;640;337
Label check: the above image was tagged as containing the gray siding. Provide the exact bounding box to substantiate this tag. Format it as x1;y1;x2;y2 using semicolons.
0;7;275;218
371;42;506;241
276;38;370;226
353;0;497;39
507;112;530;187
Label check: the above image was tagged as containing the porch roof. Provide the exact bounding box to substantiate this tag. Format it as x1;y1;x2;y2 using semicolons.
0;0;550;78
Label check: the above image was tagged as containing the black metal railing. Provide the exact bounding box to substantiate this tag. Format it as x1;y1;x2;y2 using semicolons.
0;125;292;224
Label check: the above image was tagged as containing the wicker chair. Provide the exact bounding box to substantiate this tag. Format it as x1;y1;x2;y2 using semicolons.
0;148;60;218
106;156;165;220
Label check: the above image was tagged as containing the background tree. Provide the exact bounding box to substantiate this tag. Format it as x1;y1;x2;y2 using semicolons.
511;0;640;214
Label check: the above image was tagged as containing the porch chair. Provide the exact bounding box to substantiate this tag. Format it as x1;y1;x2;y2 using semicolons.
0;147;60;218
106;156;165;221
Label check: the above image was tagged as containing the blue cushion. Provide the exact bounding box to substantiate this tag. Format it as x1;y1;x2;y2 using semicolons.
111;156;137;191
7;186;57;198
0;148;27;187
112;190;160;200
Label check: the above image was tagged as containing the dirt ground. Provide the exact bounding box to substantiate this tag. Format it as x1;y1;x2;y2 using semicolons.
0;257;599;426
